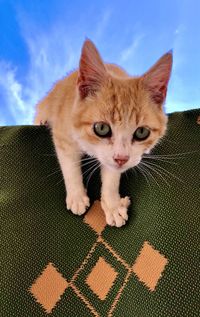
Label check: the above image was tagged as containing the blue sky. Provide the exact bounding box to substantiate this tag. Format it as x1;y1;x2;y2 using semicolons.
0;0;199;125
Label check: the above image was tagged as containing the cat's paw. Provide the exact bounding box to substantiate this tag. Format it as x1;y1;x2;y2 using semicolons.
66;191;90;215
101;196;130;227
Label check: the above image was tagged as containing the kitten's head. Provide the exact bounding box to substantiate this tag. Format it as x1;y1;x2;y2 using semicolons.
73;39;172;172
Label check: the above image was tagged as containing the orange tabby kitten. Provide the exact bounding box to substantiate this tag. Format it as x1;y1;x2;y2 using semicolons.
34;39;172;227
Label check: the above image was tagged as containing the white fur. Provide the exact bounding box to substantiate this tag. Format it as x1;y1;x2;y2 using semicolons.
68;124;147;226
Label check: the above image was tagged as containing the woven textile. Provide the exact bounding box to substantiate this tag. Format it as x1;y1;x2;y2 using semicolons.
1;109;200;316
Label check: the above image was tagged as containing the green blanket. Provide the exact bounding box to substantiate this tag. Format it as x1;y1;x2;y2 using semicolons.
1;109;200;317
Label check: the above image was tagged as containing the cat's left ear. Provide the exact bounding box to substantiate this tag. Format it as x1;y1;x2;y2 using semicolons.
77;39;107;99
142;51;173;105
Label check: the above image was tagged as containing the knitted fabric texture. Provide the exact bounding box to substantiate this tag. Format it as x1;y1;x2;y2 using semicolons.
1;109;200;316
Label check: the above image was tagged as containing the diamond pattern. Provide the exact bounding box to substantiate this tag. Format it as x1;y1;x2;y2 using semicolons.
29;202;169;314
86;256;118;300
132;241;168;291
30;263;68;313
84;200;107;234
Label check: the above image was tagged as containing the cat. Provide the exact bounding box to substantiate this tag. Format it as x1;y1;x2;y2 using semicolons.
34;39;172;227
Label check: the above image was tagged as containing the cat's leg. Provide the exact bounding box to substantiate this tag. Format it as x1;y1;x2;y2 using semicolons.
53;136;90;215
101;166;130;227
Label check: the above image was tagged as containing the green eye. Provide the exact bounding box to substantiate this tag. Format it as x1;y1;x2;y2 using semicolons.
93;122;112;138
133;127;150;141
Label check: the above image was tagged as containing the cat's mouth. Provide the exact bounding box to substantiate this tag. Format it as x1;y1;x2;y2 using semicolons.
105;162;129;172
105;158;141;172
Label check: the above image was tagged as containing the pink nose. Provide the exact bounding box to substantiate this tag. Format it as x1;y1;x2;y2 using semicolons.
113;155;129;167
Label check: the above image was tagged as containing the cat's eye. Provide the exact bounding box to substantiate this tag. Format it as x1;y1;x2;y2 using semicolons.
133;127;150;141
93;122;112;138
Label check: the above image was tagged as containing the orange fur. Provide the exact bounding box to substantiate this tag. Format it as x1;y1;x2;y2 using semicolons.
34;39;172;227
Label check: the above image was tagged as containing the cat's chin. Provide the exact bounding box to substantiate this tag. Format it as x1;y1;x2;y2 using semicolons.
104;163;129;173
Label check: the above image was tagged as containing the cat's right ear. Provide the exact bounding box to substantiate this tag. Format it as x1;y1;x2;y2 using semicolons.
77;39;107;99
142;51;173;105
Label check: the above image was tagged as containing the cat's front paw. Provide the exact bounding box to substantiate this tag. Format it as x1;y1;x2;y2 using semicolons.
101;196;130;227
66;191;90;216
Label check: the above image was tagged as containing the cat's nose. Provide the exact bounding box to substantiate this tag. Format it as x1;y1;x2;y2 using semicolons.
113;155;129;167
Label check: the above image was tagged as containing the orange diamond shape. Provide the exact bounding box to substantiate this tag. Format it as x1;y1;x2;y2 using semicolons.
86;257;118;300
29;263;68;313
84;200;107;234
132;241;168;291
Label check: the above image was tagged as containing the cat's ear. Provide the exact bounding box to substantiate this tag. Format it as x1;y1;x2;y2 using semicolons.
142;51;173;104
77;39;107;99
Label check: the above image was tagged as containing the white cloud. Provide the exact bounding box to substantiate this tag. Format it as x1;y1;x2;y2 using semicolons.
172;24;187;71
120;34;145;63
174;24;186;36
0;17;80;124
0;7;113;125
95;10;112;40
0;62;33;124
25;28;77;94
1;7;196;125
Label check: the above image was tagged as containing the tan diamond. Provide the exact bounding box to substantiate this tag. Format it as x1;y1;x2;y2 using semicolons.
84;200;107;234
86;257;118;300
30;263;68;313
132;241;168;291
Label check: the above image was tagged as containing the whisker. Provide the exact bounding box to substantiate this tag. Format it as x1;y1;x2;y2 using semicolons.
69;156;97;167
81;158;97;167
81;159;98;168
86;162;101;189
80;156;96;161
143;156;178;165
134;165;151;190
40;150;95;161
55;175;64;186
52;159;99;186
124;170;129;181
82;161;100;178
144;156;181;161
45;167;62;178
143;160;185;185
145;150;198;159
140;161;170;187
137;163;161;189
